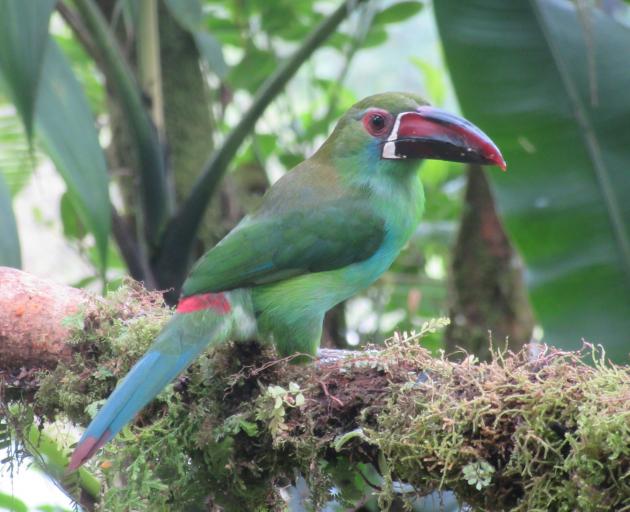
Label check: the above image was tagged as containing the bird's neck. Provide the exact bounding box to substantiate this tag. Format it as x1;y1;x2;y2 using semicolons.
333;150;422;206
311;140;425;228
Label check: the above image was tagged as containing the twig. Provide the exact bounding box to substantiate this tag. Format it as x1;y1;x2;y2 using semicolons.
56;2;101;65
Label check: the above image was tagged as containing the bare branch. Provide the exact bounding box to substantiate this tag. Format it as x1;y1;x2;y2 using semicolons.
0;267;93;370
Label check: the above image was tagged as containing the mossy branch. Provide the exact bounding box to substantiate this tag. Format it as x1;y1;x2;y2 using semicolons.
0;267;629;511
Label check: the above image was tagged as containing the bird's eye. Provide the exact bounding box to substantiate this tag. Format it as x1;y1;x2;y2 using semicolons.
363;110;391;137
371;115;385;131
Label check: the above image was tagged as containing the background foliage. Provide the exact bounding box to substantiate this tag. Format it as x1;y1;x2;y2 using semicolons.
436;0;630;362
0;0;629;509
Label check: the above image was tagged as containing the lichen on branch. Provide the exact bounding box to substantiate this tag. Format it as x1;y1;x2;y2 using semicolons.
0;267;629;511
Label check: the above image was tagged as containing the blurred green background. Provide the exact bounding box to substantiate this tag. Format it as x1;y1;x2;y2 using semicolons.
1;0;629;509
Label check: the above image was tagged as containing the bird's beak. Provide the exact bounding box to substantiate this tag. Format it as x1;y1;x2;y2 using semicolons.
381;106;506;171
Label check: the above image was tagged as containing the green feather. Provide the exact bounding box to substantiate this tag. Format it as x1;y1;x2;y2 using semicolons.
182;197;385;296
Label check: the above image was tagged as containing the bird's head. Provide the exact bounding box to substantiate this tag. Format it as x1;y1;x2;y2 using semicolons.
322;92;505;174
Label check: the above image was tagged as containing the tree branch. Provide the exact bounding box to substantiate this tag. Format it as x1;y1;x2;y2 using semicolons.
0;267;628;511
0;268;92;370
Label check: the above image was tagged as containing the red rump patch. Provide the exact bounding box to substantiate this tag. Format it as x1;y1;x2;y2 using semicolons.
176;292;231;314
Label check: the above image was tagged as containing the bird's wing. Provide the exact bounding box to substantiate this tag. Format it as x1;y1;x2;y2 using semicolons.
181;198;386;296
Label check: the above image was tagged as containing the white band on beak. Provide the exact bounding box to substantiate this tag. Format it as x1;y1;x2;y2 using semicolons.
382;112;406;159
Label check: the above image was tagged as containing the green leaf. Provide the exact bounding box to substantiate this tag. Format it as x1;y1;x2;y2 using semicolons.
363;26;388;48
228;48;276;92
18;415;101;501
60;191;87;240
54;32;106;115
259;2;323;40
279;152;303;169
36;40;110;269
36;506;73;512
0;492;28;512
0;101;35;194
373;1;423;25
255;133;277;159
206;16;242;46
327;31;353;49
435;0;630;361
0;167;20;268
410;57;446;107
0;0;56;139
237;419;258;437
333;428;368;451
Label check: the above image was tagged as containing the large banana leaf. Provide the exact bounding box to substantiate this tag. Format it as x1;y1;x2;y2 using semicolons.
0;173;20;268
435;0;630;361
0;3;111;270
0;0;56;139
36;41;110;269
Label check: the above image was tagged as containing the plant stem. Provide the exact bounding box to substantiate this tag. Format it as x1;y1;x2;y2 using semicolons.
72;0;172;250
325;2;376;122
57;2;100;65
138;0;165;135
111;210;157;287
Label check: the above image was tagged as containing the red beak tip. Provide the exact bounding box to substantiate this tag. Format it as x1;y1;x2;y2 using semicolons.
490;154;507;171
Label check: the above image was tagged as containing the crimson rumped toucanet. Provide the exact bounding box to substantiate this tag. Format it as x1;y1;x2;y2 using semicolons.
68;92;505;470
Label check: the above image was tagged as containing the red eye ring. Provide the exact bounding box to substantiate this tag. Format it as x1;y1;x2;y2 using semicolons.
363;109;391;137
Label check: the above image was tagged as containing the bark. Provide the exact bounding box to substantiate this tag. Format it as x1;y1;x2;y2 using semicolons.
446;166;535;359
0;267;628;512
0;268;92;370
159;3;213;201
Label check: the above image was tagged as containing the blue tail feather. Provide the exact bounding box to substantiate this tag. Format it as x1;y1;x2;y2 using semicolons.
68;310;231;470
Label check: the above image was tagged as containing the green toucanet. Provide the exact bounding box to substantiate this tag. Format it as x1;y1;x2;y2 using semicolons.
68;92;505;469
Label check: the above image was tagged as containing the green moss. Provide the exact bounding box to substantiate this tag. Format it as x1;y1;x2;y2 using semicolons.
33;283;170;426
365;341;630;511
3;296;630;510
